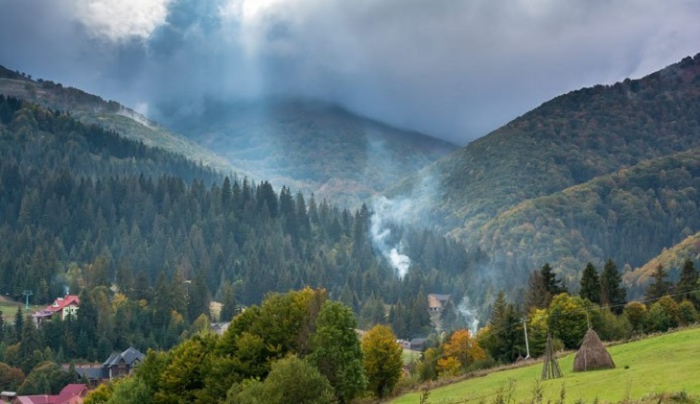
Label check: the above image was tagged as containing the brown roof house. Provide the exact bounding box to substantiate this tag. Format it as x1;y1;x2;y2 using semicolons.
427;294;451;312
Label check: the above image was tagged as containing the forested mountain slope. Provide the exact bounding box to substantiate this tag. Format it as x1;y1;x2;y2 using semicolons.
0;64;236;175
389;52;700;290
160;99;457;208
0;96;477;353
391;53;700;237
476;148;700;294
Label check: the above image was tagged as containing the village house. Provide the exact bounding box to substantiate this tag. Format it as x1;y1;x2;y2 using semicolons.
11;384;87;404
427;293;451;313
73;347;145;385
31;295;80;327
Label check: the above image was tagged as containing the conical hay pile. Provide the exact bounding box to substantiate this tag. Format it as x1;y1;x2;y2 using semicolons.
573;328;615;372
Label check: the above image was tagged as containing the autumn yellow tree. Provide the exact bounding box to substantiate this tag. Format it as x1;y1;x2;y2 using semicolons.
361;324;403;398
437;329;485;376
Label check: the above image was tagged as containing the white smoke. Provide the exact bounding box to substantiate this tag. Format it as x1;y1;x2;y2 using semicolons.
370;196;412;279
457;294;480;335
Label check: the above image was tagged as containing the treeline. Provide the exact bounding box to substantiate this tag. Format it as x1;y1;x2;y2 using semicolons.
82;289;404;403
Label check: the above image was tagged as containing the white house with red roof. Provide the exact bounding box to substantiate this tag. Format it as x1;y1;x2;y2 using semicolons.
31;295;80;327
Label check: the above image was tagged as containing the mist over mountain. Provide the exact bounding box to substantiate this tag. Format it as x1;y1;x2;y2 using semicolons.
3;0;700;144
158;98;456;207
389;52;700;294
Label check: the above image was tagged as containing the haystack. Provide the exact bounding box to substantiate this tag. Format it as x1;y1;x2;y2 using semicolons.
573;328;615;372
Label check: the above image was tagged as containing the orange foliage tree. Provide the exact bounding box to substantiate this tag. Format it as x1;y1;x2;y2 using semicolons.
437;329;485;376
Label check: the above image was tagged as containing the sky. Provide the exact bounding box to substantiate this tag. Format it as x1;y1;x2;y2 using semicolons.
1;0;700;145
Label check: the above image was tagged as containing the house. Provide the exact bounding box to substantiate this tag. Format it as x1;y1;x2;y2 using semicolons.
32;295;80;327
102;347;144;379
1;392;17;402
74;347;145;383
398;338;427;351
12;384;87;404
210;322;230;335
427;294;451;312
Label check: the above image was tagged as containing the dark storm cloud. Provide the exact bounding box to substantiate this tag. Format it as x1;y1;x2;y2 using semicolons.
2;0;700;144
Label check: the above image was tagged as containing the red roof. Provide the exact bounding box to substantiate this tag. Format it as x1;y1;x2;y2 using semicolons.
14;396;53;404
13;384;87;404
45;296;80;313
55;384;87;404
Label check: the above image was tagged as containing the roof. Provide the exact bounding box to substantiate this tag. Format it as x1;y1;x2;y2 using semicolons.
44;295;80;313
73;366;107;380
427;294;451;309
102;347;144;367
13;395;53;404
55;384;87;404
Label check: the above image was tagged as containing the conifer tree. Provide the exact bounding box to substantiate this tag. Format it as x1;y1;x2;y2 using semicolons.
525;270;547;310
645;264;671;303
579;262;600;304
219;281;237;322
600;259;627;313
676;259;699;306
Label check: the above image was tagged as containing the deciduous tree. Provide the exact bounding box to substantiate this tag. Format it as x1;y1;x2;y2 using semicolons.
361;324;402;398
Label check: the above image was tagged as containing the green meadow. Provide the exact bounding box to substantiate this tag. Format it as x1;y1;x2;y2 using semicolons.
393;327;700;404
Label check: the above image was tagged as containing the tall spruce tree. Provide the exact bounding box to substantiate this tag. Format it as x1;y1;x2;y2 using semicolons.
579;262;600;304
645;264;671;303
676;259;699;306
525;270;547;310
600;259;627;314
219;281;237;322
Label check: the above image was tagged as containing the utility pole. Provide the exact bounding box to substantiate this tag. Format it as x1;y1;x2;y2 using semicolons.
23;290;33;310
523;318;531;359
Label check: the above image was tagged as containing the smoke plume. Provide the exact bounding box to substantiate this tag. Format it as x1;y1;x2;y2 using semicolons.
369;196;412;278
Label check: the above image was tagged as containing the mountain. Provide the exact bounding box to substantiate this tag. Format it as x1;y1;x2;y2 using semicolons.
158;99;457;208
389;52;700;289
0;64;236;176
0;94;475;341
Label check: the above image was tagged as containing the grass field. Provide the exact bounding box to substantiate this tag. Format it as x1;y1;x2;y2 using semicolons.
0;299;42;324
392;327;700;404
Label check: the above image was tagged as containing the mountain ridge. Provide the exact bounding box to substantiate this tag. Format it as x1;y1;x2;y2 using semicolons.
0;64;238;176
158;97;458;208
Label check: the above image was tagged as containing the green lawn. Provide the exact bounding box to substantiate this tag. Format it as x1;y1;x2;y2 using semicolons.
392;327;700;404
0;300;42;324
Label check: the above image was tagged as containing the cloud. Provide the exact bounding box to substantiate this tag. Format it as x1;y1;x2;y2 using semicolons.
71;0;173;42
2;0;700;144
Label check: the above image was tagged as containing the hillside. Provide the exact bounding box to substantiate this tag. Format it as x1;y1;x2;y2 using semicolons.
389;52;700;283
393;327;700;404
0;64;237;176
159;99;457;208
0;94;476;337
476;148;700;293
624;232;700;296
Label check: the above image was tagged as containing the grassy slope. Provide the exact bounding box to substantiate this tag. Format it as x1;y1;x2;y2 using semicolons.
392;328;700;404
